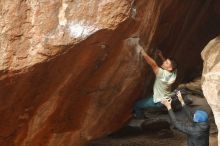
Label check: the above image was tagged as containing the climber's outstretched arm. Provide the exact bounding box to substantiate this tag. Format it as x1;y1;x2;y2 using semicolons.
138;45;159;74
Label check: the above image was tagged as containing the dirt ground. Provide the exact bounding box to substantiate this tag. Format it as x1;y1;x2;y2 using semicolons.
87;95;218;146
87;129;217;146
88;132;217;146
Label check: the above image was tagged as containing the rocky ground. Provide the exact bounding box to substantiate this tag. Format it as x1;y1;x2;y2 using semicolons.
88;95;218;146
88;132;217;146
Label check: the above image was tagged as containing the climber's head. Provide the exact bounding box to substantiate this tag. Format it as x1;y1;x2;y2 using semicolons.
161;58;177;72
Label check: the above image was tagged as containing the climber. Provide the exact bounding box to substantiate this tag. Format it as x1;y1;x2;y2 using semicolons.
162;91;210;146
133;42;177;118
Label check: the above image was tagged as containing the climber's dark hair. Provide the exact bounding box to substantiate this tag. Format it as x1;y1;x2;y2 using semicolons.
168;58;178;71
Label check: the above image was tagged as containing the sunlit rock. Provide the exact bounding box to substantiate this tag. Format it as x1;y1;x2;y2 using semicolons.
201;36;220;144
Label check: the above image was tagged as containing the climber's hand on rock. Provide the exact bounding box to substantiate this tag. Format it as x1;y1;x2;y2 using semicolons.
139;46;147;56
132;37;140;47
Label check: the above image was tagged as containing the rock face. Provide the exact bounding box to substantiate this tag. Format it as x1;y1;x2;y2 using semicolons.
201;36;220;145
0;0;220;146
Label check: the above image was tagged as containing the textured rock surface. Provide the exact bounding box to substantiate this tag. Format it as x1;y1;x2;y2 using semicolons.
201;36;220;145
0;0;220;146
0;0;134;71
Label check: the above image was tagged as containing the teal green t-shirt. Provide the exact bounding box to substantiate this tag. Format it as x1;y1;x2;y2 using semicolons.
153;68;177;103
